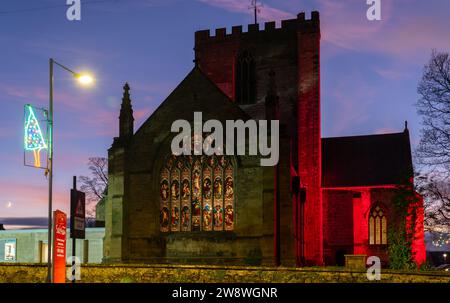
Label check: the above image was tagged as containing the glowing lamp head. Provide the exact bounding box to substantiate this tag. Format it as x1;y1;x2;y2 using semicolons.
75;73;94;86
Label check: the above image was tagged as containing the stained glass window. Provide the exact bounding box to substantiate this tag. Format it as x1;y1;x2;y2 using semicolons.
369;205;387;245
160;155;234;232
170;165;180;232
159;168;170;233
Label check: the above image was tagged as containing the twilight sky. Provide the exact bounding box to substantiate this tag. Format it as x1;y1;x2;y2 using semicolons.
0;0;449;227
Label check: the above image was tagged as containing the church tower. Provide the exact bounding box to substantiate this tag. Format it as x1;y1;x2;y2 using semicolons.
195;11;322;265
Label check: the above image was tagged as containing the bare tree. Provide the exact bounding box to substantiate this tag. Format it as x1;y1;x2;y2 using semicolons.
79;157;108;217
417;50;450;170
416;50;450;228
416;173;450;228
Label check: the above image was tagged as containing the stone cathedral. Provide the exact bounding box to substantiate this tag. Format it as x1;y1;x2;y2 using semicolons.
103;11;425;266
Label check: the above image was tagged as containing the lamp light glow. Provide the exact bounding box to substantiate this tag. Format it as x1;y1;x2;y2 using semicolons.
76;73;94;85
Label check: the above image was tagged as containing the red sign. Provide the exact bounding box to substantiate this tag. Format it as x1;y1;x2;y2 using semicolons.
70;190;85;239
52;210;67;283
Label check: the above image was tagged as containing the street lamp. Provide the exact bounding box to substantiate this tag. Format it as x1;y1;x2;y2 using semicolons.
46;58;94;283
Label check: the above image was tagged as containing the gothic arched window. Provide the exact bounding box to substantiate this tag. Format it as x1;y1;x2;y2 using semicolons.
369;204;387;245
160;155;235;233
235;50;256;105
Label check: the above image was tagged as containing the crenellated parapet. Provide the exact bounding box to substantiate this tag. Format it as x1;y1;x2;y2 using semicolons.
195;11;320;44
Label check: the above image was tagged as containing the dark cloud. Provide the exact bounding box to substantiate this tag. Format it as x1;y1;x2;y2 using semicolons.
0;217;48;228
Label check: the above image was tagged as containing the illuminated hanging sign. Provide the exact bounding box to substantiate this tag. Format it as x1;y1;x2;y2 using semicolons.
23;104;48;168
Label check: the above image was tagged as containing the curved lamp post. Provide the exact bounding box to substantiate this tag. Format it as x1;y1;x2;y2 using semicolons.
47;58;94;283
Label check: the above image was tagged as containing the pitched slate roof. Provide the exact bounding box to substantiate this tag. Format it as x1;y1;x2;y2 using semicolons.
322;131;413;188
133;66;250;140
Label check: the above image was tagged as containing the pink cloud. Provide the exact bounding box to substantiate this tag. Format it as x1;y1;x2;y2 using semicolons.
0;85;29;99
374;127;398;135
196;0;431;60
197;0;294;22
77;107;117;137
367;18;450;58
196;0;449;60
134;108;151;121
0;80;156;141
0;85;119;140
317;0;450;59
0;83;88;113
317;0;392;49
373;67;411;80
0;83;48;104
0;180;69;217
324;71;378;136
52;150;101;171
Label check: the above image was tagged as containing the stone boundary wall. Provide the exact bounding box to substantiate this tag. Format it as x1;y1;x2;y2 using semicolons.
0;263;449;283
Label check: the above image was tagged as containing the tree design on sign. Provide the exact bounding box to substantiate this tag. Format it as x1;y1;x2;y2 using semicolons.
24;105;47;167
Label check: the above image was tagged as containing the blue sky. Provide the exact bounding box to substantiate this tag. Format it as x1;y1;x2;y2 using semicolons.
0;0;449;225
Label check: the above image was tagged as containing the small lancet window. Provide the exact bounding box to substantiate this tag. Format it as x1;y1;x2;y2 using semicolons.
369;205;387;245
235;50;256;105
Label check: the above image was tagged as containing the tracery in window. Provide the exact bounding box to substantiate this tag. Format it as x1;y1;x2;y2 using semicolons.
160;155;234;232
369;204;387;245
